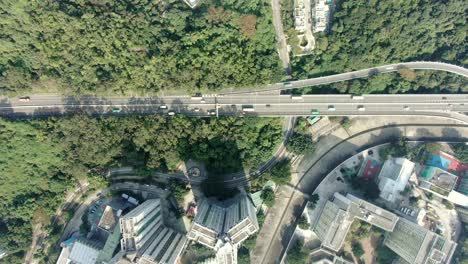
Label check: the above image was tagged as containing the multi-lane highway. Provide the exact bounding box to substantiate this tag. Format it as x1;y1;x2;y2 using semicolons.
1;93;467;122
0;61;467;120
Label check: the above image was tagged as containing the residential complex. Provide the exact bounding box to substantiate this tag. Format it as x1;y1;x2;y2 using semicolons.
311;192;457;264
187;194;259;264
313;0;332;32
56;239;101;264
120;199;187;264
385;217;456;264
312;192;398;251
294;0;307;33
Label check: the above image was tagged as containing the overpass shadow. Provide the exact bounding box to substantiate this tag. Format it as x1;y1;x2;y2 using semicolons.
126;97;164;115
0;97;13;117
63;96;111;116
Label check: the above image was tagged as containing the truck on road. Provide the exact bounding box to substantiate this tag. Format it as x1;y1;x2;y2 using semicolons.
18;96;31;102
242;106;255;112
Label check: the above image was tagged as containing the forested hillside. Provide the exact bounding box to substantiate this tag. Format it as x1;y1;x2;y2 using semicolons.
0;0;282;95
292;0;467;79
0;115;282;263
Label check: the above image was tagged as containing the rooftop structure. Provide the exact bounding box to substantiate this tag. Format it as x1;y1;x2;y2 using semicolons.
120;199;187;264
312;193;457;263
384;218;457;264
357;157;382;180
309;248;354;264
60;239;101;264
294;0;306;32
312;193;398;251
456;206;468;223
419;166;458;196
98;205;118;232
418;166;468;206
377;158;414;203
313;0;332;33
187;194;259;264
188;194;258;249
182;0;200;8
96;224;122;264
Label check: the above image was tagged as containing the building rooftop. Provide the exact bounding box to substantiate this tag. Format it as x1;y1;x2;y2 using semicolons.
420;166;458;193
68;239;101;264
96;224;122;264
188;194;258;248
312;193;456;263
310;248;354;264
120;199;187;264
98;205;118;232
188;194;259;264
384;218;457;264
377;158;414;202
312;193;398;251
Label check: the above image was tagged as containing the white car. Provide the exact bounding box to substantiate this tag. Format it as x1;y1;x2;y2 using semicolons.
167;111;175;116
159;105;167;109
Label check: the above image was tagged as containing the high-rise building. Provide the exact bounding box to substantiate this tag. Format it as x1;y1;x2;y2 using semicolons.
311;193;457;264
188;194;258;249
187;194;259;264
120;199;187;264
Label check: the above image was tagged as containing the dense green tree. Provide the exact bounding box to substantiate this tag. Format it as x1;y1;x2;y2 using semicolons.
0;115;283;261
168;180;189;202
351;178;380;200
0;0;281;95
0;119;73;259
379;138;411;160
452;143;468;163
286;239;309;264
297;215;309;229
292;0;467;80
376;245;398;263
261;187;275;207
351;241;365;258
270;159;292;185
287;133;315;155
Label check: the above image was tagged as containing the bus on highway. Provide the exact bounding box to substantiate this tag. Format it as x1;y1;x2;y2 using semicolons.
311;109;320;115
242;106;255;112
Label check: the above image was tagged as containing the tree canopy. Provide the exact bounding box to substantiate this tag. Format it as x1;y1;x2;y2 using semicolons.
0;115;283;262
292;0;467;80
0;0;281;95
